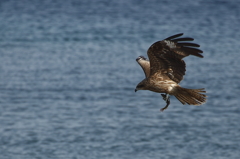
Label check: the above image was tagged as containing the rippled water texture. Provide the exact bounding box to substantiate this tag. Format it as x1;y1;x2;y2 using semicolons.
0;0;240;158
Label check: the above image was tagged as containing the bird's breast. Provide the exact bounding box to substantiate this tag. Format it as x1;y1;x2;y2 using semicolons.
148;79;177;93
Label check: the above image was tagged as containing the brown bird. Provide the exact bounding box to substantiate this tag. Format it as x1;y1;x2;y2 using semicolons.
135;33;206;111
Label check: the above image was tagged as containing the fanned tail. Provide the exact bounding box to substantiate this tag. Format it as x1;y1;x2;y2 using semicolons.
173;86;207;105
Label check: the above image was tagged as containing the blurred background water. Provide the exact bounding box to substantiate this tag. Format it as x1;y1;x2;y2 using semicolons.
0;0;240;158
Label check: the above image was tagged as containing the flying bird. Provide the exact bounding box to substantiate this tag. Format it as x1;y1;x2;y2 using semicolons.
135;33;206;111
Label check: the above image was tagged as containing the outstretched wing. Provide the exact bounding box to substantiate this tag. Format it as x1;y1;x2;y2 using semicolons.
147;33;203;83
136;56;150;78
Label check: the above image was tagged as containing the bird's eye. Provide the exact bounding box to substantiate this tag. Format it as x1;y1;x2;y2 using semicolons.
136;56;142;61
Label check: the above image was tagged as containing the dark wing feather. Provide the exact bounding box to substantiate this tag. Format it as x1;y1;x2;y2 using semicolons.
147;33;203;83
178;43;200;47
164;34;203;58
165;33;183;40
147;41;177;81
172;37;194;42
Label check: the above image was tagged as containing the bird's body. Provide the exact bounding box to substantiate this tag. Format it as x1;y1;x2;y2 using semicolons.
135;33;207;111
138;75;178;93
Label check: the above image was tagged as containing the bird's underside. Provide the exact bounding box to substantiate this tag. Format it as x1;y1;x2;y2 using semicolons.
135;33;207;111
136;56;171;111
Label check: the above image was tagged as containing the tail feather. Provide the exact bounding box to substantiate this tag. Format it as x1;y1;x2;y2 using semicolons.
174;87;207;105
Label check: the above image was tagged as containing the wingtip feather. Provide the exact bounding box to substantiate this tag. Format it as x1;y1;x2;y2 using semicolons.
165;33;184;40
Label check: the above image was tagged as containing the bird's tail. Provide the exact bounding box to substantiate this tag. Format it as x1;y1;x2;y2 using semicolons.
173;86;207;105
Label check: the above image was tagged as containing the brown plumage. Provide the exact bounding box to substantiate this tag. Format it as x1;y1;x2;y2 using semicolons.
135;33;207;111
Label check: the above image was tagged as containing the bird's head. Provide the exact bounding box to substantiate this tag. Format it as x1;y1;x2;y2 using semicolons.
135;80;147;92
136;56;147;62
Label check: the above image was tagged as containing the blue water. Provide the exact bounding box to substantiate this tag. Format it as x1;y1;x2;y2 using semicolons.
0;0;240;158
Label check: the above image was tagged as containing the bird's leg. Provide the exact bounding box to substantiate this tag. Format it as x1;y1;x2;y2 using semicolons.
160;94;170;112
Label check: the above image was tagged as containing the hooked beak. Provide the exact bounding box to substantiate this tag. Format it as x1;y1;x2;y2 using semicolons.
135;89;137;92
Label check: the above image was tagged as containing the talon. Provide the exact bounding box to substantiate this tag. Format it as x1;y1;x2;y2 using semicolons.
161;93;169;101
160;94;170;112
160;99;170;112
161;94;167;101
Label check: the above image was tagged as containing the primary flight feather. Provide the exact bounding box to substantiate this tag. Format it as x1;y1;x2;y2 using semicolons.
135;33;207;111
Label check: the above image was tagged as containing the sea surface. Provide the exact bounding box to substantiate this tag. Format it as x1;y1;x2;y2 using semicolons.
0;0;240;159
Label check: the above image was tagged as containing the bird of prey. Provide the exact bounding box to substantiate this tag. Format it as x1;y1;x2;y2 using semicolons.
135;33;206;111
